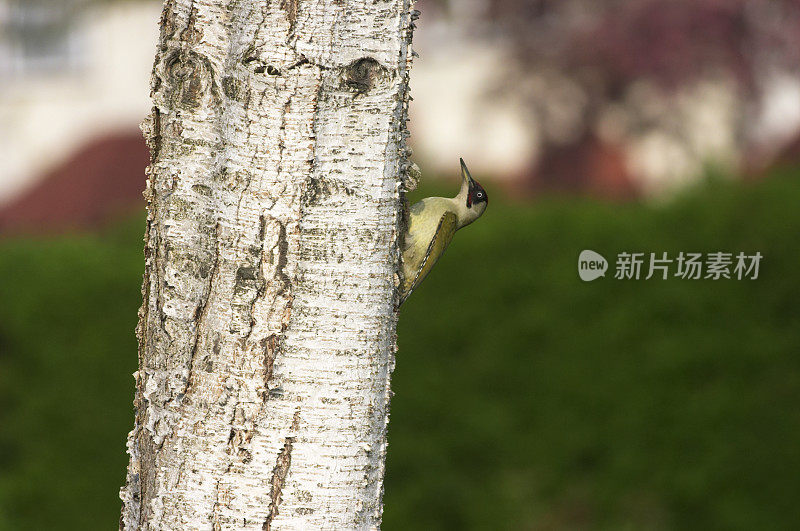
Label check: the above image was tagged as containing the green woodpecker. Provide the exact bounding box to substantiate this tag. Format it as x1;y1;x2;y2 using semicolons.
399;158;488;305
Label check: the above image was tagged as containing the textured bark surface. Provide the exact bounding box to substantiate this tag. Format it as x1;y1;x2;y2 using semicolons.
120;0;415;528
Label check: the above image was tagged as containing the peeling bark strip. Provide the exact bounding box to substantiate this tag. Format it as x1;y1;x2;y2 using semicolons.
262;437;294;530
264;411;300;530
120;0;416;529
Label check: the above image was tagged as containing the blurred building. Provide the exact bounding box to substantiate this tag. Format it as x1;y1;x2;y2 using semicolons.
0;0;159;217
409;1;536;183
1;0;799;233
412;0;800;197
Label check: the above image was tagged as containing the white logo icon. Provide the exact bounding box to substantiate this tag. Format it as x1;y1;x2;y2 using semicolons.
578;250;608;281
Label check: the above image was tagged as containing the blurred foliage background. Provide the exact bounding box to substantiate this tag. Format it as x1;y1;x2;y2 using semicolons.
1;169;799;529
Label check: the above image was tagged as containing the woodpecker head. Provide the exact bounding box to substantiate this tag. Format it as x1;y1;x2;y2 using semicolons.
457;158;488;227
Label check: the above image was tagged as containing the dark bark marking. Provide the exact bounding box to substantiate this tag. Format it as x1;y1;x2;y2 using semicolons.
343;57;389;94
211;475;226;531
222;75;241;100
254;56;309;76
161;48;221;110
280;0;299;38
178;0;201;45
158;0;179;51
287;56;309;70
262;334;279;392
256;216;292;403
185;222;222;394
259;216;290;292
148;107;163;163
227;428;254;463
258;214;268;242
263;410;301;530
275;220;291;292
301;175;356;207
236;266;258;283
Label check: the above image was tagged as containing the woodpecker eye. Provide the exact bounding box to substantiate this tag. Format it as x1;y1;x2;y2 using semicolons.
470;188;487;205
467;180;487;208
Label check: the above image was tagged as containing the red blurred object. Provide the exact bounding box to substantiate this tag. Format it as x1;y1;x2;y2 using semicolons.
530;134;638;200
772;133;800;168
0;132;148;235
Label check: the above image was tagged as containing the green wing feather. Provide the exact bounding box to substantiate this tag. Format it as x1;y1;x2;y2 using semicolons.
400;211;457;305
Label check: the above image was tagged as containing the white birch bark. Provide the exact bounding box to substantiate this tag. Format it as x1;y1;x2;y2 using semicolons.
120;0;416;528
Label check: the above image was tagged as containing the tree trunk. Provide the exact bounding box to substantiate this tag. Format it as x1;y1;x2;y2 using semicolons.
120;0;415;528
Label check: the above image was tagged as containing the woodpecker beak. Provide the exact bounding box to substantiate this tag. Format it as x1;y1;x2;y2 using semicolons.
460;157;475;188
460;157;483;208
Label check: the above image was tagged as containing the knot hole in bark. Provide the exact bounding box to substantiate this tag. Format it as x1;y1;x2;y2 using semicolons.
343;57;389;94
160;49;218;110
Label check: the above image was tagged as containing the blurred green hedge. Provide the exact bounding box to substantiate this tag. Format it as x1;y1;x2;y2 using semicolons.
1;171;799;530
